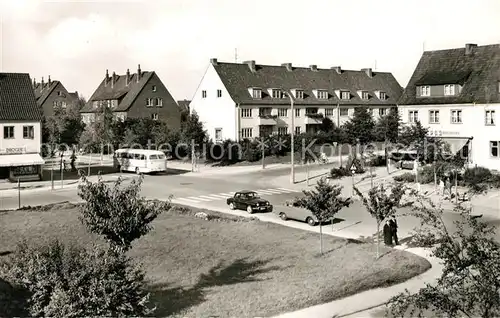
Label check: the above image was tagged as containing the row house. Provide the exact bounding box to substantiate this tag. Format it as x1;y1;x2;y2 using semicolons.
0;73;44;181
399;43;500;171
190;59;403;141
80;65;182;131
33;76;79;117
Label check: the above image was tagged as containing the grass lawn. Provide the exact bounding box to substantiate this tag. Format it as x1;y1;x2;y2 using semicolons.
0;203;431;318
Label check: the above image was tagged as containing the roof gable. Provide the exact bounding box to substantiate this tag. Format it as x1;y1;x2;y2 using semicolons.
399;43;500;105
0;73;42;121
210;60;403;105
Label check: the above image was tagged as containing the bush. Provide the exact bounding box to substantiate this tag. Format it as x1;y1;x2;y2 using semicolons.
368;155;387;167
394;173;416;183
241;140;262;162
330;167;352;179
418;165;436;184
0;240;152;317
463;166;492;185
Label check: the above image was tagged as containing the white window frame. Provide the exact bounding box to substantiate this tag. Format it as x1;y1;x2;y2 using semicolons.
278;126;288;136
378;108;387;116
340;91;350;100
152;85;157;92
420;86;430;97
215;128;222;141
278;108;288;117
295;108;300;117
23;125;34;139
241;128;253;139
451;109;462;124
202;90;207;98
241;109;252;118
429;110;440;124
444;84;455;96
217;89;222;98
408;110;419;123
485;110;496;126
156;98;163;107
151;113;158;120
339;108;349;116
362;91;370;100
317;90;328;99
252;88;262;99
490;141;499;158
295;126;301;135
3;126;14;139
272;89;283;99
146;98;153;107
325;108;334;116
295;90;304;99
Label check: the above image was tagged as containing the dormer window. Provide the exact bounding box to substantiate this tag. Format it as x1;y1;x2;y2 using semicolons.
295;89;304;99
379;92;387;100
340;91;350;100
420;86;430;97
317;90;328;99
444;84;455;96
251;88;262;99
361;91;370;100
271;89;283;99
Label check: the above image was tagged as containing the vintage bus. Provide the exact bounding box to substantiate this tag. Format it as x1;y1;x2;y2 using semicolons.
113;149;167;174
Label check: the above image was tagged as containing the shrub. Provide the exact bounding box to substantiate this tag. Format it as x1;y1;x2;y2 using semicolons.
393;173;416;183
463;166;492;185
241;140;262;162
368;155;387;167
0;240;152;317
329;167;352;179
418;165;435;184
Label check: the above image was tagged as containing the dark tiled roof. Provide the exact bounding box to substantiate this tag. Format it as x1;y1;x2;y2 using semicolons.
177;99;190;111
399;44;500;105
212;61;403;106
69;92;79;100
0;73;42;121
80;71;154;113
34;80;59;105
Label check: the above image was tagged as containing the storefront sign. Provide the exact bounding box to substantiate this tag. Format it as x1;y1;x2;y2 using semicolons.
0;147;26;154
428;130;460;137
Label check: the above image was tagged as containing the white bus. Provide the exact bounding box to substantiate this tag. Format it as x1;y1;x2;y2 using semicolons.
113;149;167;174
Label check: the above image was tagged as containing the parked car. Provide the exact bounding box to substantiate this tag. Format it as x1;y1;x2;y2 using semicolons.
275;206;332;226
226;191;273;214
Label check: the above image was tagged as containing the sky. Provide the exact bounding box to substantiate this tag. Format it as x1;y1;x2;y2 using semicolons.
1;0;500;101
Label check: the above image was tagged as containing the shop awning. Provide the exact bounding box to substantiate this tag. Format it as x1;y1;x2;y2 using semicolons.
440;137;472;154
0;154;45;167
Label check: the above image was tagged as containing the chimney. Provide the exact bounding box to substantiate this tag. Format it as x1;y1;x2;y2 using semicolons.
126;69;130;85
310;65;318;71
332;66;342;74
210;58;218;66
111;71;116;88
243;60;256;72
33;78;36;87
465;43;477;55
281;63;293;71
48;75;52;85
105;69;109;86
137;64;141;82
41;77;44;90
362;68;373;77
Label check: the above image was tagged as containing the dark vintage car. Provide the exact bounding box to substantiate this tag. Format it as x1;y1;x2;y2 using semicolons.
226;190;273;214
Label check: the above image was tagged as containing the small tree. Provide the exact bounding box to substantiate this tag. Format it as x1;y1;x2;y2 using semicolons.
77;175;171;252
293;177;352;254
343;107;375;155
387;194;500;317
353;182;410;258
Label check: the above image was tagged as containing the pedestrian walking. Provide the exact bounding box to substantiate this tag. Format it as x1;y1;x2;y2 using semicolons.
389;216;399;245
383;219;393;246
439;178;445;196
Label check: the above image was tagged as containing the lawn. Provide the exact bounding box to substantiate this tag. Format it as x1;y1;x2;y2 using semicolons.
0;202;431;318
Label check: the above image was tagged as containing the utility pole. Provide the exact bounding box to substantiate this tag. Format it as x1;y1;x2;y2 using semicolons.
261;137;265;169
287;92;295;184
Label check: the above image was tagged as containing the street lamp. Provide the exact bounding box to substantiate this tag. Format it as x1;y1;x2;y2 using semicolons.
285;91;295;184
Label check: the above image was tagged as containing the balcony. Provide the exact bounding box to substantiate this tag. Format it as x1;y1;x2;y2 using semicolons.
258;114;278;125
304;112;324;125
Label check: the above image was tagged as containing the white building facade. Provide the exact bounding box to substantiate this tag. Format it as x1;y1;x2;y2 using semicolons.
399;43;500;172
190;59;403;142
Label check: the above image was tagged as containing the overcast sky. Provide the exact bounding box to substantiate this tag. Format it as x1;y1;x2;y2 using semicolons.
1;0;499;101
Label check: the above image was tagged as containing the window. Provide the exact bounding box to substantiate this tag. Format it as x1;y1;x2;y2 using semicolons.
259;108;272;117
61;101;67;108
295;90;304;99
491;141;499;158
295;108;300;117
156;98;163;107
325;108;334;116
429;110;440;124
278;127;288;135
3;126;14;139
379;92;387;100
444;85;455;96
252;89;262;99
151;113;158;120
317;90;328;99
378;108;387;116
278;108;288;117
295;126;301;135
57;91;62;96
340;91;350;100
408;110;419;123
23;126;34;139
152;85;157;92
451;110;462;123
272;89;283;99
241;128;252;138
485;110;495;125
420;86;430;96
217;89;222;98
202;90;207;98
241;109;252;118
340;108;349;116
362;91;370;100
215;128;222;141
146;98;153;107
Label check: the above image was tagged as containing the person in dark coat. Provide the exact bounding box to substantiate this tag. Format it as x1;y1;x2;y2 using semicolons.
389;216;399;245
383;220;393;246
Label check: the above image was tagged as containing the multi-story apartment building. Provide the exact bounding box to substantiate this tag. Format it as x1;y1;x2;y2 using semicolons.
190;59;403;142
399;43;500;171
80;65;181;131
0;73;44;181
33;76;79;117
